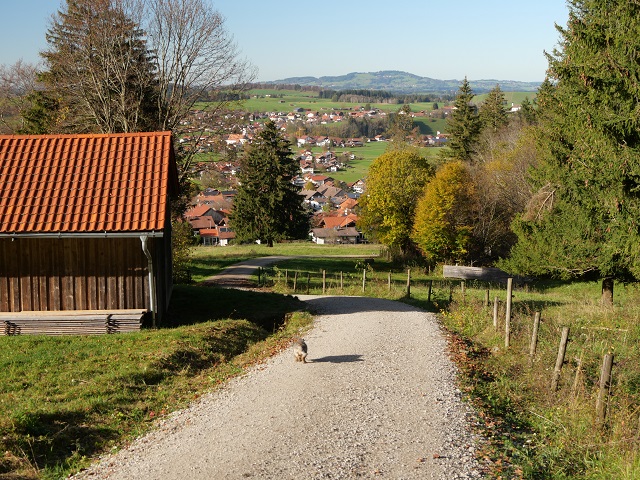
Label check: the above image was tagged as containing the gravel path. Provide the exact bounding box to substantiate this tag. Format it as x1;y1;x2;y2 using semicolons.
73;296;482;479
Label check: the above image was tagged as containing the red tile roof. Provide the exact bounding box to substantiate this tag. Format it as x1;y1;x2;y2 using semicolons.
0;132;177;234
321;214;359;229
184;204;214;219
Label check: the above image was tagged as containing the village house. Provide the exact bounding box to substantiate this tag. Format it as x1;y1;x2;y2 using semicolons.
199;226;235;246
349;179;366;195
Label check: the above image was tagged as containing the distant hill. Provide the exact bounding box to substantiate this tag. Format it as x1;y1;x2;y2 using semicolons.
266;70;540;94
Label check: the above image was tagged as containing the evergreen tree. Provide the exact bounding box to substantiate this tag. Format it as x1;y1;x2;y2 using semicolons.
479;84;508;132
504;0;640;298
517;97;536;125
32;0;159;133
230;120;308;247
442;77;481;162
19;87;61;134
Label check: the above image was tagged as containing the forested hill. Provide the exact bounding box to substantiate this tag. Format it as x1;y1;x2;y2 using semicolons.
267;70;540;94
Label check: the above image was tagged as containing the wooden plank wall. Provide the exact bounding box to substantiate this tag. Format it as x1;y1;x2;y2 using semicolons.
0;237;150;312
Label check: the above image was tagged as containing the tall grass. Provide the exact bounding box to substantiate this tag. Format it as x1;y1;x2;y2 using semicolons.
435;280;640;479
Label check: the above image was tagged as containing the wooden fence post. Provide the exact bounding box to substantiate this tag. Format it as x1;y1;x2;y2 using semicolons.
388;271;392;291
493;296;499;330
505;278;513;348
461;280;466;301
293;271;298;291
285;269;288;288
306;273;310;294
322;270;326;295
484;289;490;308
572;354;584;397
427;280;433;303
406;268;411;298
257;267;261;286
340;271;343;290
529;312;541;357
596;353;614;427
362;269;366;292
551;326;570;391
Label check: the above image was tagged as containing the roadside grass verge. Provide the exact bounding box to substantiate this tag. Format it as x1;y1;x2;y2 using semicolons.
430;280;640;479
0;286;312;480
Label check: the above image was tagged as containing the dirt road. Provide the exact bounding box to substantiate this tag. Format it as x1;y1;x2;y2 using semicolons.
72;295;482;479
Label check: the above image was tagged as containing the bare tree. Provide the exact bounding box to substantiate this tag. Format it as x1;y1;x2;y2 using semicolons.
0;60;39;133
470;123;538;261
41;0;159;133
140;0;255;180
144;0;255;133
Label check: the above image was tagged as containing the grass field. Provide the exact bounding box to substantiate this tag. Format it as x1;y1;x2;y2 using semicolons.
473;90;536;106
436;280;640;479
298;141;444;184
0;284;314;479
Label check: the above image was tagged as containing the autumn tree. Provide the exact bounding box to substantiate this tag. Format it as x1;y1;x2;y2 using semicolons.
358;147;434;256
470;125;537;262
412;161;476;265
503;0;640;303
388;104;414;142
441;77;481;162
230;121;308;247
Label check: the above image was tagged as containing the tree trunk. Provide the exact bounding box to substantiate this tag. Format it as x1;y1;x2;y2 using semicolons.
601;277;614;307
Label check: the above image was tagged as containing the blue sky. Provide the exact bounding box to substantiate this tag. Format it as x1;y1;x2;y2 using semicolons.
0;1;569;83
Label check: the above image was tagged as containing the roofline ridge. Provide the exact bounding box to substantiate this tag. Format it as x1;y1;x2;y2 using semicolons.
0;131;173;140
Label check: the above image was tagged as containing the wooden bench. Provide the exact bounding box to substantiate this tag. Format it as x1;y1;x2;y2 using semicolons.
0;309;147;336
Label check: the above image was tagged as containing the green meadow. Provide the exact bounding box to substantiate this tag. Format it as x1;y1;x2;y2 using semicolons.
242;88;438;114
302;141;443;184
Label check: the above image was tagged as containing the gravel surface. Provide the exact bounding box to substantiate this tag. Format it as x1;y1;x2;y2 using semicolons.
72;296;482;479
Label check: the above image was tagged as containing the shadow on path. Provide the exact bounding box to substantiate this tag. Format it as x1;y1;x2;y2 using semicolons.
309;354;364;363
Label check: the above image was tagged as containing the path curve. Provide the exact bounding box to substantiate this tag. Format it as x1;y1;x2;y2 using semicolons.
72;296;482;479
202;255;376;288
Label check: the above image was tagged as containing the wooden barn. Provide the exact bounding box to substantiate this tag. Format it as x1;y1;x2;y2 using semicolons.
0;132;179;335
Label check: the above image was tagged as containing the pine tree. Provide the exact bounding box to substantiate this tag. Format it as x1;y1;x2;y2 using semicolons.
442;77;481;162
479;84;508;132
504;0;640;296
230;120;308;247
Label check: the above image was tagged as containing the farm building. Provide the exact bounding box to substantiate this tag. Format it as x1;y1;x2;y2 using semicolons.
0;132;179;334
310;227;361;245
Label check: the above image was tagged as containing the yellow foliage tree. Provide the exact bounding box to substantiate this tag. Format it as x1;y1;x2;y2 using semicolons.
358;148;434;254
412;161;476;264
